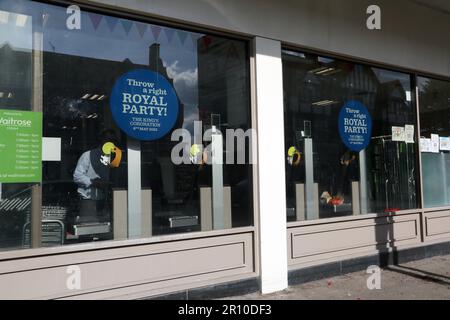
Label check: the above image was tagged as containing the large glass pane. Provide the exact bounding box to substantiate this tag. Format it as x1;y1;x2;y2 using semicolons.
0;0;252;251
0;2;33;250
418;76;450;208
283;50;418;221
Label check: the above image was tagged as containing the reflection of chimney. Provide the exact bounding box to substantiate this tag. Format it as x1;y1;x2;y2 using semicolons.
149;43;160;70
149;43;172;84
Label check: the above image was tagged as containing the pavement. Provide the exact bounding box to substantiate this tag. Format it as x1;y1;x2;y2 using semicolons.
223;254;450;300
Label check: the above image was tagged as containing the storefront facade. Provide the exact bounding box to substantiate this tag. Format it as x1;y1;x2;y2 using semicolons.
0;0;449;299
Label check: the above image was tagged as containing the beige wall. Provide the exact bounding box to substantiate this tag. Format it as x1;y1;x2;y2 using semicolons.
424;210;450;242
288;213;422;268
82;0;450;78
0;231;255;299
288;210;450;269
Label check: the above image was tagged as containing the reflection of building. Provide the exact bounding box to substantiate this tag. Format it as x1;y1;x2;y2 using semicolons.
283;55;416;215
197;35;253;224
419;80;450;136
0;42;190;241
197;36;249;130
0;44;32;110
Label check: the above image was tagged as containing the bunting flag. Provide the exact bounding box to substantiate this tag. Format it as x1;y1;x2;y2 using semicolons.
120;19;133;35
89;12;103;30
191;33;199;46
151;25;162;41
177;30;188;45
42;13;50;28
202;35;212;50
104;15;119;32
227;43;240;59
82;12;206;51
164;28;175;43
136;22;148;38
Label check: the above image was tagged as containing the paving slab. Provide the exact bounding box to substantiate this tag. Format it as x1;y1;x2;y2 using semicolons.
223;255;450;300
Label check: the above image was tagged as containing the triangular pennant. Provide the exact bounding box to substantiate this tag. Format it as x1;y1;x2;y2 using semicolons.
89;13;103;30
120;19;133;35
227;43;240;59
151;26;162;41
136;22;148;38
202;36;212;50
191;33;199;46
177;31;188;45
104;16;119;32
164;28;175;43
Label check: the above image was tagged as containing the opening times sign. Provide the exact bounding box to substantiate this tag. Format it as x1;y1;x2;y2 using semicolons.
0;109;42;183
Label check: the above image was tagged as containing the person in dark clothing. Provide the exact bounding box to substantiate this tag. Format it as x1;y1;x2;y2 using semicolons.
337;149;359;200
73;129;120;223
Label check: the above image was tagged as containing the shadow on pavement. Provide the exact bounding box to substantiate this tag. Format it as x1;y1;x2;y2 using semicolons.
386;265;450;287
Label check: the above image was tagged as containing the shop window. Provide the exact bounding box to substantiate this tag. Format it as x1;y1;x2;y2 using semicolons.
282;50;419;221
418;76;450;208
0;0;252;251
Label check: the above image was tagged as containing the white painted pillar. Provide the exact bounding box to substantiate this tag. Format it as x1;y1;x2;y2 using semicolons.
211;131;224;230
254;37;288;294
127;137;142;239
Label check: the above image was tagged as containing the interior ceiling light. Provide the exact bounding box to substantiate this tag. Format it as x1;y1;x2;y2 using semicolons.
0;11;9;24
309;66;340;76
309;67;329;74
15;14;28;27
321;69;342;76
98;95;106;101
315;67;335;75
90;94;99;100
82;94;91;99
312;100;337;106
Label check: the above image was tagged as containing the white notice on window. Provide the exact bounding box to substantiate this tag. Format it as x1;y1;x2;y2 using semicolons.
431;134;440;153
42;137;62;161
404;125;415;144
440;137;450;151
392;126;405;142
420;138;431;153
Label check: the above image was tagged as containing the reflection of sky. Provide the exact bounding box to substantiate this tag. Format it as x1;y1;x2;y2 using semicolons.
372;67;410;90
417;76;430;91
372;67;412;103
1;0;202;131
43;5;202;113
282;50;305;59
318;56;334;64
0;9;32;50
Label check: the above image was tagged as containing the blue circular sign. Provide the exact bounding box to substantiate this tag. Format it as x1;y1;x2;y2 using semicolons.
110;69;179;141
338;100;372;152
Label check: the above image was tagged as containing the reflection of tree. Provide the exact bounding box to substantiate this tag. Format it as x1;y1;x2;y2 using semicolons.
420;78;450;136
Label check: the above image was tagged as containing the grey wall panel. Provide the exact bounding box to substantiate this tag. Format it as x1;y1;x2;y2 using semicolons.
425;210;450;241
81;0;450;78
288;214;422;267
0;232;254;299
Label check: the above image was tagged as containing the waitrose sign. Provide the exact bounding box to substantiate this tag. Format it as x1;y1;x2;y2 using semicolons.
0;109;42;183
0;116;33;127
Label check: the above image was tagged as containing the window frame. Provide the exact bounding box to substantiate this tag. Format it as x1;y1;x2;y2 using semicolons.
281;43;450;226
0;0;257;260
